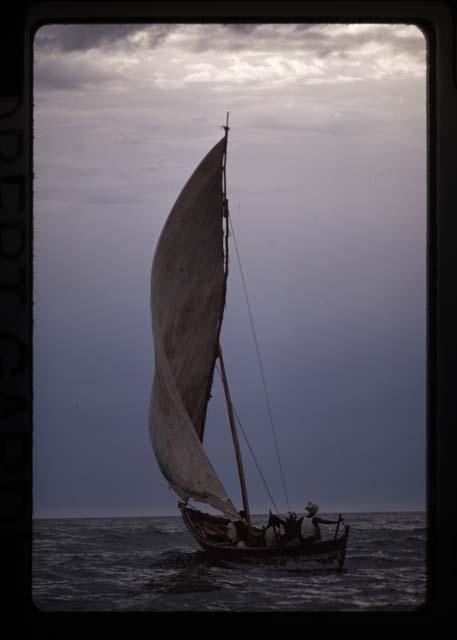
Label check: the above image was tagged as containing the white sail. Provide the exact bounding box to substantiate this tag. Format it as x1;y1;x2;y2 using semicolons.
149;137;238;519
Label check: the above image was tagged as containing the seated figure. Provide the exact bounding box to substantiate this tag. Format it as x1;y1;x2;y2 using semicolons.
282;512;303;546
226;510;249;546
302;501;340;542
264;511;285;546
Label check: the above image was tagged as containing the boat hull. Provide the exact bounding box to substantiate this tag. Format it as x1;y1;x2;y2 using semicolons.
179;503;350;569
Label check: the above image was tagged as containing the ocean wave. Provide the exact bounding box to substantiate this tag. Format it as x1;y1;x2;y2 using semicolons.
33;513;426;612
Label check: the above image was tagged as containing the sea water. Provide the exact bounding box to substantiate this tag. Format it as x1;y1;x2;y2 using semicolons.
32;511;426;612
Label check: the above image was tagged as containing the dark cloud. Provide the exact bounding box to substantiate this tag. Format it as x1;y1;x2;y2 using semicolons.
34;23;174;52
34;56;113;91
33;23;424;65
176;23;424;64
310;24;425;60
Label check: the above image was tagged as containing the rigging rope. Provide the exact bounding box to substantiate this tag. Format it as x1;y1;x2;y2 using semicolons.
228;209;291;513
214;362;280;515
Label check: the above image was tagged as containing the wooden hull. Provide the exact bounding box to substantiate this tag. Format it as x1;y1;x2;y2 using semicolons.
179;503;350;569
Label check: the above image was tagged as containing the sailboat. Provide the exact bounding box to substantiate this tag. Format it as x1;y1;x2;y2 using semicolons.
149;115;350;567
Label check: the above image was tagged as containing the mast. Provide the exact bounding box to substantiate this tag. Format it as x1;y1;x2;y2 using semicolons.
219;112;252;528
222;111;229;223
218;345;252;529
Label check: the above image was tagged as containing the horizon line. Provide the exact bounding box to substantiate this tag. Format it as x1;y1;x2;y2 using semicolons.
33;506;426;520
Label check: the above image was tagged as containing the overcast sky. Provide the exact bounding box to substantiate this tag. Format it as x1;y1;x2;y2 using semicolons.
33;23;426;518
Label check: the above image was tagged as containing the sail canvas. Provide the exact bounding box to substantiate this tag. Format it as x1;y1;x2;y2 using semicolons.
149;137;238;518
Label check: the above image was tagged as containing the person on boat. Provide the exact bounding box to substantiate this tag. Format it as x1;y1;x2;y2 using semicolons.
226;520;238;544
282;512;303;546
226;510;249;546
264;511;285;546
302;502;340;542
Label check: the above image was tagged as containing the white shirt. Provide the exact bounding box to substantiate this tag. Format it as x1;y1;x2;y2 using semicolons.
226;521;237;542
264;524;284;546
301;516;315;539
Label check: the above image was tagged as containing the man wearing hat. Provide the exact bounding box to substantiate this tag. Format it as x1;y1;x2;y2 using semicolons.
301;501;340;542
